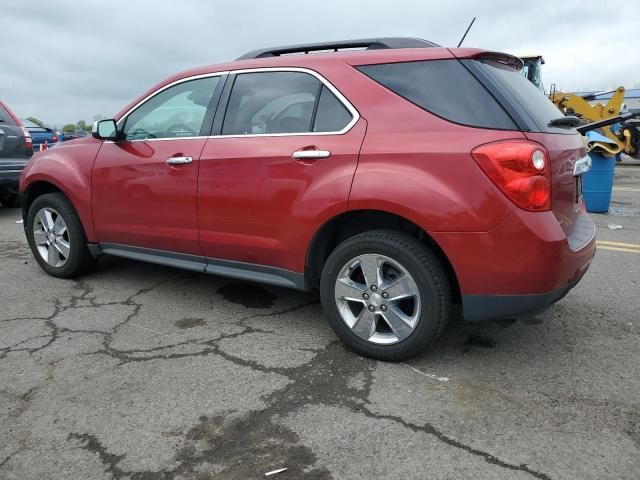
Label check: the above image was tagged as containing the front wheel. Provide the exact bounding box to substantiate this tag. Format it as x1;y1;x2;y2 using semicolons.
320;230;451;361
26;192;95;278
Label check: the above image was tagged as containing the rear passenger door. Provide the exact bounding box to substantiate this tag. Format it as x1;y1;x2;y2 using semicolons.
197;68;366;273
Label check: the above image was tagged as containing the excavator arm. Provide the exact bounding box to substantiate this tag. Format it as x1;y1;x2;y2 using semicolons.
549;86;638;158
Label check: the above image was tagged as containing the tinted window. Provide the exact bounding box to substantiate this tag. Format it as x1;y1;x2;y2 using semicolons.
223;72;320;135
469;59;570;133
123;76;219;140
357;60;517;130
313;86;352;132
0;104;17;125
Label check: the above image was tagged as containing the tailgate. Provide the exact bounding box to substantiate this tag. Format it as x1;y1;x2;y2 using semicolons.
525;131;591;243
0;124;26;158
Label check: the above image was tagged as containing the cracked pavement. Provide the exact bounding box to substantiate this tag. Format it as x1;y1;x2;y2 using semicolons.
1;162;639;479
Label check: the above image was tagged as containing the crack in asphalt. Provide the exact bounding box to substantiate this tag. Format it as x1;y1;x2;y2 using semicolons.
1;272;553;479
68;340;551;480
0;447;26;471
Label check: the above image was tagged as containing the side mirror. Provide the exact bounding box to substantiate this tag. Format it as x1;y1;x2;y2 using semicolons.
92;119;119;141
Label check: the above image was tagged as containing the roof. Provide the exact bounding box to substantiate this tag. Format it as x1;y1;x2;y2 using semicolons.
114;44;520;120
114;46;468;119
236;37;439;60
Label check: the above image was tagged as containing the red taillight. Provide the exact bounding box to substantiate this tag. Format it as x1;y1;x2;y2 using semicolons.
471;140;551;212
52;133;59;142
21;127;33;149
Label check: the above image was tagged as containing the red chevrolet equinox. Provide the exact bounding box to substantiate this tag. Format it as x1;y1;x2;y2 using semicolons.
19;38;595;360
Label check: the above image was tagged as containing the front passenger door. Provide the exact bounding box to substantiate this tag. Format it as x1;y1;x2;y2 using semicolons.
92;75;224;255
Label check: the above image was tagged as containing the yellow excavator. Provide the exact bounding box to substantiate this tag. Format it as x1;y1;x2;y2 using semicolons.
520;55;640;159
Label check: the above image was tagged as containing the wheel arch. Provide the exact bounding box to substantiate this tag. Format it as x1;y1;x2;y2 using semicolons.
21;180;94;241
305;209;461;303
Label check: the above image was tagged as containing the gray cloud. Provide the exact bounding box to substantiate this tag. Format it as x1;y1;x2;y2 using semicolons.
1;0;638;125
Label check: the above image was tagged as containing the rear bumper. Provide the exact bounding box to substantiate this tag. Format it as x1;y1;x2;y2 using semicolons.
461;260;590;321
0;159;27;192
432;208;596;321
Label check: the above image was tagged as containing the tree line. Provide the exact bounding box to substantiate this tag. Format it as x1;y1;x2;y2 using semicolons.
26;117;103;133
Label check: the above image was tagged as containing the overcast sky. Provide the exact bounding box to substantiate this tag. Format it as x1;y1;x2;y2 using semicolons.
2;0;638;126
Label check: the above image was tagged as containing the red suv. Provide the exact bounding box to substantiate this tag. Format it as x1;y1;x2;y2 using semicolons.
19;38;595;360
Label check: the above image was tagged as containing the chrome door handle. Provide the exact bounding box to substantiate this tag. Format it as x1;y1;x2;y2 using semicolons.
165;156;193;166
292;150;331;160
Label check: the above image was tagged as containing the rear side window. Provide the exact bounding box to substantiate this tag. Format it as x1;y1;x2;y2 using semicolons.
222;72;354;135
223;72;320;135
0;104;17;125
357;60;517;130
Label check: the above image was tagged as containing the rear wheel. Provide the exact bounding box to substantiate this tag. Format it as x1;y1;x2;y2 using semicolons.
320;230;451;361
26;193;95;278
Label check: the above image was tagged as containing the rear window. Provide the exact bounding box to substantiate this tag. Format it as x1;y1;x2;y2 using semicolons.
357;60;517;130
465;59;571;134
0;104;17;125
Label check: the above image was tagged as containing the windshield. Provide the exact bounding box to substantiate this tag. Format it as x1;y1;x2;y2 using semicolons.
521;59;544;92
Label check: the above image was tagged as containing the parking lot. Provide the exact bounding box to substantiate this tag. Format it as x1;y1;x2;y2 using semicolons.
0;162;638;480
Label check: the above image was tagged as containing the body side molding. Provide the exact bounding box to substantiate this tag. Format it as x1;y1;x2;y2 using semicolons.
97;243;308;290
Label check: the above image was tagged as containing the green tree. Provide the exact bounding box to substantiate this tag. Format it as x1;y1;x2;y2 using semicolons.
62;124;77;133
77;120;89;132
26;117;44;127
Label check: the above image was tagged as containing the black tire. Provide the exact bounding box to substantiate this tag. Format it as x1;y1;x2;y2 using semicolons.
320;230;451;361
0;193;20;208
26;192;95;278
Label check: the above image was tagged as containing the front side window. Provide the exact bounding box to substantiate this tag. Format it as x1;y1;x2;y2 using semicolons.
222;71;353;135
123;76;219;140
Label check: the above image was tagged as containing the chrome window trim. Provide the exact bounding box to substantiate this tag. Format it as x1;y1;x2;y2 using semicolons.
111;136;208;143
112;67;359;143
214;67;359;138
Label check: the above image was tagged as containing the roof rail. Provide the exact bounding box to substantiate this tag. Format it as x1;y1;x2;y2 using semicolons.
236;37;439;60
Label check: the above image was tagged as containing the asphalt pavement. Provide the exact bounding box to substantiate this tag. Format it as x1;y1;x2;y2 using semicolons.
1;160;639;480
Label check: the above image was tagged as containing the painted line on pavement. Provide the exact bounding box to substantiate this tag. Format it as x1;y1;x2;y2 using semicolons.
596;240;640;253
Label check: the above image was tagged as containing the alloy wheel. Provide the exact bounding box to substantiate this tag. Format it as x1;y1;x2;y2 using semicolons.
334;254;421;345
33;207;70;268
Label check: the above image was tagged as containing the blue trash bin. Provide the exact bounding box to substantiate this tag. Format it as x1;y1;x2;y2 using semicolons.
583;151;616;213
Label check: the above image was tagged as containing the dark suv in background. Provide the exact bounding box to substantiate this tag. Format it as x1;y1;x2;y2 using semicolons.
0;100;32;207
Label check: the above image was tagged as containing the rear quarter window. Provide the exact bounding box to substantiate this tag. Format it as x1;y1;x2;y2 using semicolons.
357;60;517;130
313;86;353;132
